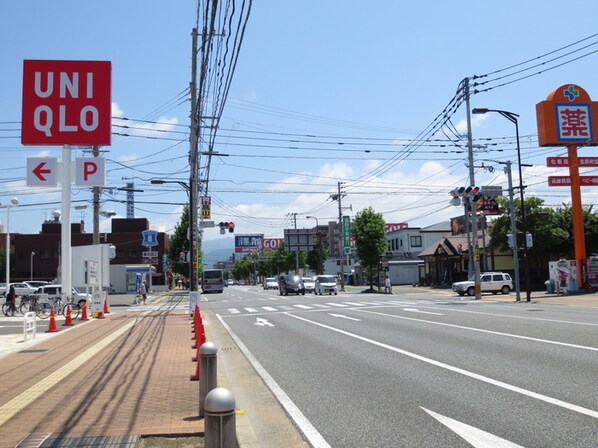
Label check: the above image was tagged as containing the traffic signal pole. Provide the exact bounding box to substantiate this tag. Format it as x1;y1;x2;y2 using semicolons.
464;78;482;300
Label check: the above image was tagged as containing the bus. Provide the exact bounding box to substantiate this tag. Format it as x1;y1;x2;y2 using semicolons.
201;269;224;293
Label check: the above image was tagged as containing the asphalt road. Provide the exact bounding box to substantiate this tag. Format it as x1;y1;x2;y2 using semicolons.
203;285;598;448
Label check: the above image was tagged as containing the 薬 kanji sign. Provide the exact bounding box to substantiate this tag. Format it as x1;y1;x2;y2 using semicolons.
21;60;112;146
536;84;598;146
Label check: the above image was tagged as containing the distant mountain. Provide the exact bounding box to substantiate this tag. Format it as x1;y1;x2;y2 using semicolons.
202;237;235;267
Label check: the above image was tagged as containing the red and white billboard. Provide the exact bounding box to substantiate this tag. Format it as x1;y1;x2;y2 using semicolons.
21;60;111;145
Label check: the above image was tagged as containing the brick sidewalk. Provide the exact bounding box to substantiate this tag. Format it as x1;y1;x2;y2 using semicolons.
0;308;203;447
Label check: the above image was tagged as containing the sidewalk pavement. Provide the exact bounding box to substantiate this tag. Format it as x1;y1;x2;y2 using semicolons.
0;293;205;447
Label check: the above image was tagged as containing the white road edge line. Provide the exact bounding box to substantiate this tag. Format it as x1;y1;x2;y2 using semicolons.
421;407;525;447
286;313;598;420
216;315;331;448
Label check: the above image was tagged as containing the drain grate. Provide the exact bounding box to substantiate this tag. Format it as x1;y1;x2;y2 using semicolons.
18;349;49;354
40;435;139;447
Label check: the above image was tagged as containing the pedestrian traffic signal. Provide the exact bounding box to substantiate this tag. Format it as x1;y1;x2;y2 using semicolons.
457;243;463;254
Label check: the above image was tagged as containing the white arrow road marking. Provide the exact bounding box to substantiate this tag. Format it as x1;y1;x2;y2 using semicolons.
254;317;274;327
421;407;525;447
328;313;361;321
403;308;444;315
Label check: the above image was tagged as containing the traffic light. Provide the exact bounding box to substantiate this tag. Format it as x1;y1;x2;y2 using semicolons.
179;251;189;262
457;243;463;254
219;222;226;234
228;222;235;233
471;186;483;203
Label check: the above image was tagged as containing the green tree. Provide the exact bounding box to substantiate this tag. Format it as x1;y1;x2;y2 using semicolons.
352;207;387;290
167;205;202;278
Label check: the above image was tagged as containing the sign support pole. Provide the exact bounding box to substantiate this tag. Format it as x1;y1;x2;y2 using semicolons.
61;144;72;301
568;144;587;287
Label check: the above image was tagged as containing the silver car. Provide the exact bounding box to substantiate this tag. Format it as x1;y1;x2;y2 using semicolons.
314;275;338;295
452;272;513;296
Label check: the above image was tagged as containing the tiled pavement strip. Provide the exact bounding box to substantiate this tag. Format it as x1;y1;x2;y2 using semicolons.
0;297;204;447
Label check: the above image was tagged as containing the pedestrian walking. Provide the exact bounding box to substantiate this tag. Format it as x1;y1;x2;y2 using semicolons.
139;282;147;305
6;285;17;313
384;275;392;294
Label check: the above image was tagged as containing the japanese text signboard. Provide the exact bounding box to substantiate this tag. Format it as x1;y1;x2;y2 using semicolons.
235;234;263;253
536;84;598;146
21;60;112;146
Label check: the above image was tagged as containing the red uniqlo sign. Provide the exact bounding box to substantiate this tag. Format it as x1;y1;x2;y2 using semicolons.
21;60;111;145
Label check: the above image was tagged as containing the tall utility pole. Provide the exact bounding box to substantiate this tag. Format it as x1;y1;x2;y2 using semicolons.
188;28;199;292
464;78;481;300
92;145;100;245
331;182;349;291
290;212;299;272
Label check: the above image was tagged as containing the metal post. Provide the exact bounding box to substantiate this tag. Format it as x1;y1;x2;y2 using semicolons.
205;387;237;448
30;251;35;282
199;342;218;416
189;27;199;293
505;161;521;302
514;119;532;301
62;144;72;302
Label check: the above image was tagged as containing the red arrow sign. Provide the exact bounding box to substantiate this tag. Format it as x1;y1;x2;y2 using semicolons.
33;162;51;181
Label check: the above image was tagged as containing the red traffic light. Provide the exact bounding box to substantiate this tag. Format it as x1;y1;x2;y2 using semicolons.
228;222;235;233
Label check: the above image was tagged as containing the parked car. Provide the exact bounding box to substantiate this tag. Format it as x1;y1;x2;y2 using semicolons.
452;272;513;296
302;277;315;293
2;282;39;297
24;280;50;289
102;284;117;294
314;275;338;295
263;277;278;290
278;275;305;296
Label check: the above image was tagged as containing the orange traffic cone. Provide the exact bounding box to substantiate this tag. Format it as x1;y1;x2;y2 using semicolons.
80;303;89;321
63;304;74;326
103;297;110;314
192;325;207;362
46;309;58;333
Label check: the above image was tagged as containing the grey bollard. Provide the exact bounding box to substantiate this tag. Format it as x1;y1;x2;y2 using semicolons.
204;387;236;448
199;341;218;416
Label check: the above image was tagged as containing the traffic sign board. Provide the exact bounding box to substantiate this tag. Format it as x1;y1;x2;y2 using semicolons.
75;157;105;186
27;157;58;186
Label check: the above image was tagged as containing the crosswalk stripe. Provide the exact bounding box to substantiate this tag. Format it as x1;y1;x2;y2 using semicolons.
262;306;277;311
294;304;313;309
311;304;331;308
228;308;240;314
326;303;348;307
245;307;259;313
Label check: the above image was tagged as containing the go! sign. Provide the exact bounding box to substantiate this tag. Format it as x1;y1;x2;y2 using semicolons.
21;60;111;146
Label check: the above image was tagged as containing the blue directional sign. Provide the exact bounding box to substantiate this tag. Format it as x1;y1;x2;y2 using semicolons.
142;230;159;247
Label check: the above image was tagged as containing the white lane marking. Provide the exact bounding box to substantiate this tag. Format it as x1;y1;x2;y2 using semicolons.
217;315;331;448
286;313;598;420
0;319;136;427
328;313;361;322
418;305;598;327
403;308;444;316
294;304;313;309
245;307;259;313
344;302;363;306
311;304;331;308
326;303;348;307
422;407;525;447
262;306;277;312
254;317;274;327
357;308;598;352
228;308;240;314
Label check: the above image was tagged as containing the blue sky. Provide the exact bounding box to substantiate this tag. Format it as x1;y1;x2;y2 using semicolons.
2;1;598;244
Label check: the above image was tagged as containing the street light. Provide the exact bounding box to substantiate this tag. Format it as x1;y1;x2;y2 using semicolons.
306;216;323;275
151;178;198;292
1;197;19;288
30;251;35;282
472;108;531;301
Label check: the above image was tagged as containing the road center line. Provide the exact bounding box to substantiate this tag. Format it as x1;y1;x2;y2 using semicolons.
285;312;598;420
355;308;598;352
0;319;137;427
